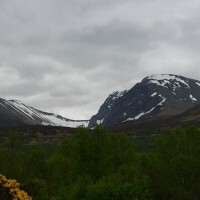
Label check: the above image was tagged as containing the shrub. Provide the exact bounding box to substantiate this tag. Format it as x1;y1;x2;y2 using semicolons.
0;173;32;200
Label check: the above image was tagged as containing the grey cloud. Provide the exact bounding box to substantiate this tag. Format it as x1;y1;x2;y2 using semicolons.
0;0;200;119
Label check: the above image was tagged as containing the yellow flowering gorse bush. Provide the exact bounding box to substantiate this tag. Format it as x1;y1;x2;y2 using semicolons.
0;174;32;200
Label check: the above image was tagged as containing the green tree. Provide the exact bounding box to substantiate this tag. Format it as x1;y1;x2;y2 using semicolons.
22;146;48;180
0;133;23;178
152;126;200;200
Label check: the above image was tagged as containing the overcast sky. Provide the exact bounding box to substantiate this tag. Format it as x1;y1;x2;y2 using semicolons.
1;0;200;119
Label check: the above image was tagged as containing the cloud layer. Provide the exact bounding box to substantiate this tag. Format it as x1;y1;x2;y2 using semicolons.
0;0;200;119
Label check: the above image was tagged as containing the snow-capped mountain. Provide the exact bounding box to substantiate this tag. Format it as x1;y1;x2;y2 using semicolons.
88;91;127;127
88;74;200;128
0;98;89;127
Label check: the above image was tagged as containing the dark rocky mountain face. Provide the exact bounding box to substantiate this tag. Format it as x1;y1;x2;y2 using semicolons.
88;74;200;128
110;103;200;136
0;98;89;128
88;91;127;127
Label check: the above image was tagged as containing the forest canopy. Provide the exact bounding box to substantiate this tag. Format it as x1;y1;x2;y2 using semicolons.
0;126;199;200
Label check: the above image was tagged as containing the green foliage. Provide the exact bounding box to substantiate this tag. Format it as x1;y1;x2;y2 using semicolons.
23;178;49;200
0;126;199;199
23;146;48;180
0;132;23;178
86;174;134;200
151;126;200;200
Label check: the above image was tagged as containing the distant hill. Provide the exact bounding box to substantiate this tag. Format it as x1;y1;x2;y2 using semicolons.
0;98;89;128
89;74;200;128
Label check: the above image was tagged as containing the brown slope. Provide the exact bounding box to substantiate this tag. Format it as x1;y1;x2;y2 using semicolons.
0;125;76;145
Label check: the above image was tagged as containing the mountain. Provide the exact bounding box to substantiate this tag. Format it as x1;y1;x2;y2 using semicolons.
88;74;200;128
0;98;89;128
88;91;127;126
110;103;200;136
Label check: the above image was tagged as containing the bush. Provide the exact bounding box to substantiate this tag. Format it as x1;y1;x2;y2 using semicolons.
0;173;32;200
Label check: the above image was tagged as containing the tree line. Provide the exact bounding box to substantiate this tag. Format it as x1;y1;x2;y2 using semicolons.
0;126;199;199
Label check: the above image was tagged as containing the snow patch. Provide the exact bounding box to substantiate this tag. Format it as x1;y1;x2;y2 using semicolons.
96;118;104;125
125;107;155;121
124;94;166;122
157;95;166;106
147;74;190;88
41;113;89;127
147;74;176;80
175;77;190;88
151;92;157;97
110;91;126;100
0;103;6;107
173;82;181;91
190;94;197;102
148;80;168;88
7;100;89;128
196;82;200;87
9;101;36;120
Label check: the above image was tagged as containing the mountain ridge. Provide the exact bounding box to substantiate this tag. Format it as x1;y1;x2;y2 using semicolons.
1;73;200;129
88;74;200;128
0;98;89;128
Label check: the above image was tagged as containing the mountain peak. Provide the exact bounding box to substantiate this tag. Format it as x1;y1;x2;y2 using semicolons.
109;90;127;99
145;74;180;81
89;74;200;128
141;74;196;89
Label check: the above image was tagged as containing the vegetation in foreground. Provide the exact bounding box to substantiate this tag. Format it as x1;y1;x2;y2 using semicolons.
0;173;32;200
0;126;199;200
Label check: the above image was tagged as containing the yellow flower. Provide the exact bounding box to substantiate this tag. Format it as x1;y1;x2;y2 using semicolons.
0;173;32;200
